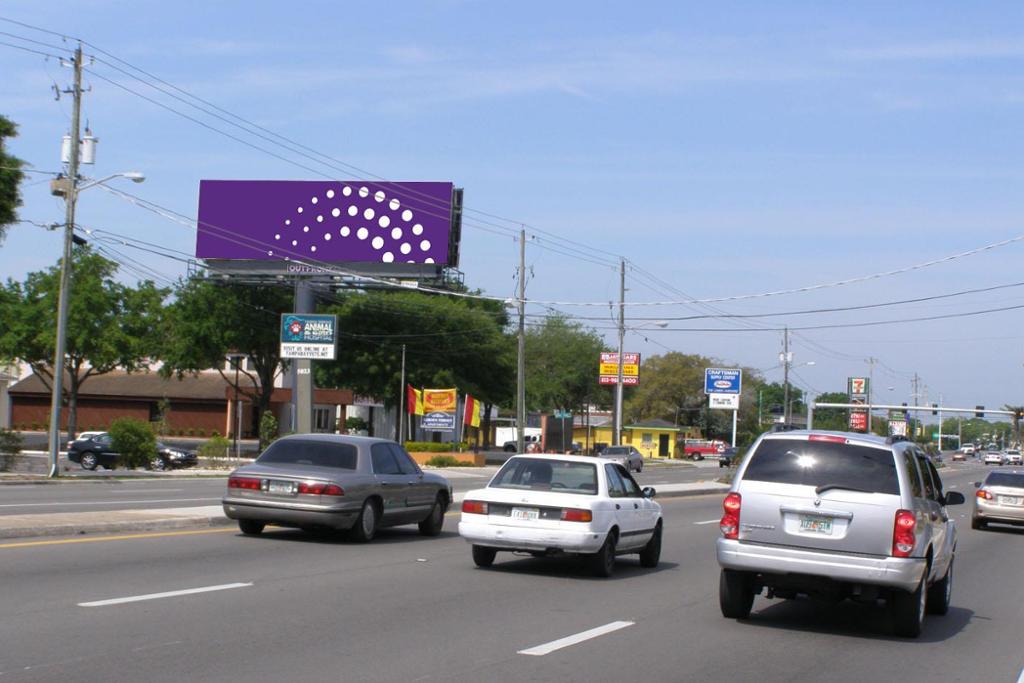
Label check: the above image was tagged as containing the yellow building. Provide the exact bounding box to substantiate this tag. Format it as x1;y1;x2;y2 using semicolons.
574;418;688;459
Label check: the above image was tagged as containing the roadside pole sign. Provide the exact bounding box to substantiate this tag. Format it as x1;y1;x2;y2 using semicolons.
709;393;740;410
599;352;641;385
848;377;869;432
705;368;742;395
421;389;457;432
705;368;742;448
280;314;337;360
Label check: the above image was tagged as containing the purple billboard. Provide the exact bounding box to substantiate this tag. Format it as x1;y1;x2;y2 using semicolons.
196;180;456;265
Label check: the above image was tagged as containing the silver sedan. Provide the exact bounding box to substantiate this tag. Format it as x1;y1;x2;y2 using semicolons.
599;445;645;472
973;468;1024;530
222;434;452;542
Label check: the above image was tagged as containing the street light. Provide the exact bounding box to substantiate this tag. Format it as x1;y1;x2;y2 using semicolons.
614;320;667;445
46;171;146;477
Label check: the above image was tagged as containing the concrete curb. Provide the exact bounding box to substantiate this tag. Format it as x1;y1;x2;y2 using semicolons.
0;485;730;540
0;509;233;540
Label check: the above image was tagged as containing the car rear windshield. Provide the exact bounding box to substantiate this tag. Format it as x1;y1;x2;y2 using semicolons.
489;458;597;495
985;472;1024;488
256;440;358;470
602;447;628;455
742;438;899;495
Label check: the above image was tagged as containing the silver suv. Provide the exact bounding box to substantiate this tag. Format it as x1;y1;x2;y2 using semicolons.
716;430;965;637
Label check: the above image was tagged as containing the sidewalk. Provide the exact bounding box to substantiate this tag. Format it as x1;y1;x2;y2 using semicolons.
0;482;729;539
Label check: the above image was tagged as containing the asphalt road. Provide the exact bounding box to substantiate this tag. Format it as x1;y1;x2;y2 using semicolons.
0;461;1020;682
0;462;720;516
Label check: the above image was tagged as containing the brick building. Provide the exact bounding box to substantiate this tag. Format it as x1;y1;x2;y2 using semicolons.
7;371;353;438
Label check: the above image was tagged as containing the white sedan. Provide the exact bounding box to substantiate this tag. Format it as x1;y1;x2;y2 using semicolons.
1005;449;1023;466
458;454;663;577
985;451;1006;465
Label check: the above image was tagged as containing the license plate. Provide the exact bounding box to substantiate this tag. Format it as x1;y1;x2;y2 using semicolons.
999;496;1022;506
267;480;295;495
799;515;833;535
511;507;539;521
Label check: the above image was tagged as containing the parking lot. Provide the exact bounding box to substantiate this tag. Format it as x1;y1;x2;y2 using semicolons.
0;460;1021;682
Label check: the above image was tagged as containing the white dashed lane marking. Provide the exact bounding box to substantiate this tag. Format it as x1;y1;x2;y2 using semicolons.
518;621;635;656
79;582;252;607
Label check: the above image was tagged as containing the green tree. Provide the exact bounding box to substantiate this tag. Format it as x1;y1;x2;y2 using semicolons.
318;290;514;417
258;410;279;450
1003;405;1024;445
0;247;168;438
523;315;606;413
108;417;157;469
0;115;26;244
810;391;851;431
625;352;711;426
161;278;292;430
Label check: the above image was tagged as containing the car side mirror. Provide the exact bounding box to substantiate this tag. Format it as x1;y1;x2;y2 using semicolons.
642;486;656;499
973;481;981;489
944;491;965;506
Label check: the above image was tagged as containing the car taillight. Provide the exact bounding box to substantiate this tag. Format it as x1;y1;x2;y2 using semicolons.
462;500;489;515
976;489;993;501
228;476;261;490
561;508;593;522
892;509;917;557
720;492;741;539
297;482;344;496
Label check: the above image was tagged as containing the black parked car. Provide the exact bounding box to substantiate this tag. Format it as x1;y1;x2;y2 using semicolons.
718;446;740;468
67;432;197;470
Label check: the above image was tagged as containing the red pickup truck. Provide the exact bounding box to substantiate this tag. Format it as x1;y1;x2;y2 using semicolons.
682;439;726;461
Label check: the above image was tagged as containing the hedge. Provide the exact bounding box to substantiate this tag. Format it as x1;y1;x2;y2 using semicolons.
404;441;470;453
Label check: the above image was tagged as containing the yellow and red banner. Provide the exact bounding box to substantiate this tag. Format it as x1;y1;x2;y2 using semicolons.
463;395;481;428
423;389;457;413
406;385;424;415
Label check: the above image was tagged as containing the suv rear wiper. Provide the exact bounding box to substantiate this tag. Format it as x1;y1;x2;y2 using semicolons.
814;484;875;495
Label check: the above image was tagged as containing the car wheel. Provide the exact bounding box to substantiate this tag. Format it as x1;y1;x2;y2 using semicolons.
719;569;755;619
590;530;617;577
639;523;662;568
79;452;98;471
351;499;379;543
418;496;446;537
471;544;495;565
636;462;643;473
238;519;265;536
926;558;953;616
472;544;497;568
890;574;927;638
150;457;168;471
971;517;986;530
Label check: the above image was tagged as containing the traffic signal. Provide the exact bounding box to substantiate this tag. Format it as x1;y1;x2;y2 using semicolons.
931;403;938;416
976;405;985;418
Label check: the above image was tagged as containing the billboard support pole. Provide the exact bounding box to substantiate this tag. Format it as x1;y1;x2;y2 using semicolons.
292;279;315;434
398;344;406;445
731;409;737;448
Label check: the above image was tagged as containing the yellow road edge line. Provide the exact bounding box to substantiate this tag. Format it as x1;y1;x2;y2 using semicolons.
0;527;236;549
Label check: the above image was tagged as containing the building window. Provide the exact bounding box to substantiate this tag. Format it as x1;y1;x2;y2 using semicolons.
313;407;332;432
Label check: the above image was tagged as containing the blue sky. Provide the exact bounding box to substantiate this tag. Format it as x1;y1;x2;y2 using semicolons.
2;1;1024;418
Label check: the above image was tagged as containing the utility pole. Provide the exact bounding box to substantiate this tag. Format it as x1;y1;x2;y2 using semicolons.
398;344;406;445
781;327;791;424
46;43;84;479
937;393;943;452
613;259;626;446
516;229;526;454
866;357;877;432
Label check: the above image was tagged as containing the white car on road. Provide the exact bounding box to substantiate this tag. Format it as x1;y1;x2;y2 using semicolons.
1004;449;1023;466
985;451;1006;466
459;454;663;576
